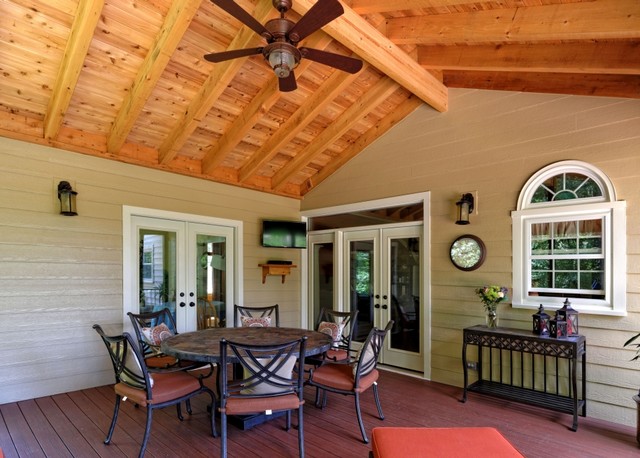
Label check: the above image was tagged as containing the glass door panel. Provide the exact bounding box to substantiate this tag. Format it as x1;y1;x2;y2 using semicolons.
348;236;377;341
387;234;420;354
195;234;227;329
187;222;234;332
309;235;335;328
139;228;178;324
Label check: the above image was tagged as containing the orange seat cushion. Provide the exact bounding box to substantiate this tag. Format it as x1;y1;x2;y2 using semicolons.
325;348;349;361
145;354;179;368
115;371;201;405
223;394;303;416
371;427;524;458
311;363;378;392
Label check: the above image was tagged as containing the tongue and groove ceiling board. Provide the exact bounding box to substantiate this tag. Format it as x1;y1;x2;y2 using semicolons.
1;0;638;198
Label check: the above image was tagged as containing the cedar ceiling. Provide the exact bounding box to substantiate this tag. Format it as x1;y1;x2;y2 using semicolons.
1;0;638;199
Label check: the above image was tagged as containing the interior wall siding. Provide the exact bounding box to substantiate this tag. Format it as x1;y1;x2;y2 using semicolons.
0;137;302;404
303;89;640;427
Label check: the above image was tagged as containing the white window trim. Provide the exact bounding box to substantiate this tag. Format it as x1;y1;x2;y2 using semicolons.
517;160;616;209
512;161;626;316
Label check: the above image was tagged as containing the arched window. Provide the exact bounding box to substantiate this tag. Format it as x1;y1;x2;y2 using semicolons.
512;161;626;315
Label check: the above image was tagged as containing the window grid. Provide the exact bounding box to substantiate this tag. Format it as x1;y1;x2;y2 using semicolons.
529;218;605;299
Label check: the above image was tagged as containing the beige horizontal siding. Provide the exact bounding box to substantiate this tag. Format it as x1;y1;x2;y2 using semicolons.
0;136;302;404
303;88;640;427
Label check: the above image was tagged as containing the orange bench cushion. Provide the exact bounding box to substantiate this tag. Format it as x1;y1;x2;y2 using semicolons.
371;427;524;458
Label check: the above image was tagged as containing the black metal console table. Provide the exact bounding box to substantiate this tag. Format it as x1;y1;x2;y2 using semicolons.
461;325;586;431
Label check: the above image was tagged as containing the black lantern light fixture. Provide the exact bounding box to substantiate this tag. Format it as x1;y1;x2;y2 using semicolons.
532;304;550;335
57;181;77;216
455;193;475;225
557;298;579;336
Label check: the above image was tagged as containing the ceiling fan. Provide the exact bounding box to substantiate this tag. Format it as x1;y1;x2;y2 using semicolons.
204;0;363;92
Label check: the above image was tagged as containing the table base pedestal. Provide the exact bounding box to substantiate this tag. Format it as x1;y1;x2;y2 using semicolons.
229;411;286;430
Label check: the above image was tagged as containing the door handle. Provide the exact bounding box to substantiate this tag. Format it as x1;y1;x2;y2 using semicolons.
382;304;388;310
179;302;186;307
189;301;195;307
374;304;380;309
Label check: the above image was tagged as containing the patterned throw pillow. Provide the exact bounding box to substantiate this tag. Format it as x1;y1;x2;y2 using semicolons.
240;316;272;327
141;323;174;345
318;321;345;348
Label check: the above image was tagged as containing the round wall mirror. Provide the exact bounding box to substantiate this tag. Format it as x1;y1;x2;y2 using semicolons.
450;234;486;271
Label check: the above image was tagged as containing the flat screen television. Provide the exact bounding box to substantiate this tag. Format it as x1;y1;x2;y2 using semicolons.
261;220;307;249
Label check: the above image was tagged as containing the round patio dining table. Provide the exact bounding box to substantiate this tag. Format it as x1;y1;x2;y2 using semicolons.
160;326;333;363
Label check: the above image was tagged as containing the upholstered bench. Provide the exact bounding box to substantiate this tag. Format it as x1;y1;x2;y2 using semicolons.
370;426;524;457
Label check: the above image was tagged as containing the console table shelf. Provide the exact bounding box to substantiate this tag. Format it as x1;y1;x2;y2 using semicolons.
461;325;586;431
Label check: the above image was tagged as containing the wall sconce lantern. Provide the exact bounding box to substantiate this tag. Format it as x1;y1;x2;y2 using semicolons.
57;181;77;216
455;193;475;225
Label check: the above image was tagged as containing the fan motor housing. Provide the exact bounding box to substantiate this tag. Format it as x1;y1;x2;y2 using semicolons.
265;18;296;42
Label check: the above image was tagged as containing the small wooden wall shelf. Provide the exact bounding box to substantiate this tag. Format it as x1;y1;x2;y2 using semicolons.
259;264;297;284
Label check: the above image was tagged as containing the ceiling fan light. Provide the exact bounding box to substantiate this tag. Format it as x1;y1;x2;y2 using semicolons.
269;49;296;78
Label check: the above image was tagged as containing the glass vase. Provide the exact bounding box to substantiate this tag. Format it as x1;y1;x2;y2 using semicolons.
486;310;498;328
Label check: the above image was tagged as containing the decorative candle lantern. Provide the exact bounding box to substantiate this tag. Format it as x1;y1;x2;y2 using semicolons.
556;298;579;336
532;304;550;335
549;312;567;339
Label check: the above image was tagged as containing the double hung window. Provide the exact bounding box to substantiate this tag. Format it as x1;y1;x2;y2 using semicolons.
512;161;626;315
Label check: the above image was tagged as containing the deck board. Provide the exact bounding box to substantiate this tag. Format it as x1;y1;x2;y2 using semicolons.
0;370;638;457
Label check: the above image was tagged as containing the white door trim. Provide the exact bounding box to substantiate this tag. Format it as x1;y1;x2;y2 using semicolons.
301;192;431;380
122;206;244;333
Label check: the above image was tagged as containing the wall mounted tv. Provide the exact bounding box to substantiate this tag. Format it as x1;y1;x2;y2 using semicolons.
261;220;307;249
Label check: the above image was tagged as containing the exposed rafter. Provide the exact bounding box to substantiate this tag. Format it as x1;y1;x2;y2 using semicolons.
292;0;448;113
107;0;202;154
43;0;104;140
387;0;640;45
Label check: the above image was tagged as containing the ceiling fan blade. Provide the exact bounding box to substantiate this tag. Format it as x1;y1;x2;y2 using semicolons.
288;0;344;43
211;0;271;38
299;48;363;74
204;47;263;63
278;72;297;92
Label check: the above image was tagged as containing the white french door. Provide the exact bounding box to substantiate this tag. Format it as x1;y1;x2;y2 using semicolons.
343;225;422;371
124;209;238;333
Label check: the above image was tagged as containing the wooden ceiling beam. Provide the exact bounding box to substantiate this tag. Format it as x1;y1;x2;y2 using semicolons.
200;34;333;175
292;0;448;112
303;95;422;194
157;1;275;165
272;77;399;191
444;71;640;99
106;0;201;155
350;0;478;14
237;68;361;183
43;0;104;141
418;41;640;75
387;0;640;45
